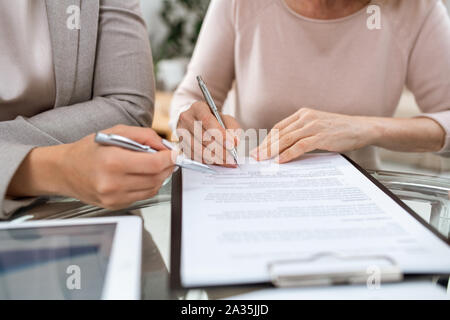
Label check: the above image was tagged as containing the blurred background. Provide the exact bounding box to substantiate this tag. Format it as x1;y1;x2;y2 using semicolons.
141;0;209;140
141;0;450;175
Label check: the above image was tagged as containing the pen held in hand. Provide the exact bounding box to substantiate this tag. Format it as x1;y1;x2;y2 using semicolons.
94;132;215;174
196;76;239;166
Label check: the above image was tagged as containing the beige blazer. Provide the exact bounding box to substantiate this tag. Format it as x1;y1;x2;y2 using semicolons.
0;0;155;219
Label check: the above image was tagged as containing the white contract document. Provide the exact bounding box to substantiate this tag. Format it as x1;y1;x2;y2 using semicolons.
180;153;450;287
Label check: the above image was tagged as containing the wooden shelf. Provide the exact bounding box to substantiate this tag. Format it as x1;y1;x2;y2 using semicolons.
152;91;174;140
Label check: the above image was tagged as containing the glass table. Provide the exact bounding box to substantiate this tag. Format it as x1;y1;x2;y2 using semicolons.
10;151;450;299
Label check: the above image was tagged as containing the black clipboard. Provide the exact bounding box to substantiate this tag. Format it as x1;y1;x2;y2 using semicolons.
170;154;450;290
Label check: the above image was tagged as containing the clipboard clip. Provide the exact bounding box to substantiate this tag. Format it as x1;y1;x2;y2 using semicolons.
268;252;403;288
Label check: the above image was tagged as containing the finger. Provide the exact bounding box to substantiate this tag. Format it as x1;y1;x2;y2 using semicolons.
252;128;282;160
251;128;283;161
106;186;162;209
273;112;301;131
202;130;237;166
176;124;200;160
179;134;205;163
222;115;242;130
200;135;236;167
179;110;228;160
252;111;310;160
222;115;243;146
125;167;174;192
258;109;319;159
125;187;162;204
119;149;175;175
256;112;300;150
202;125;230;155
204;145;237;167
277;136;319;164
196;111;236;150
105;185;163;209
140;129;167;151
177;128;214;164
278;116;308;138
104;125;167;151
258;125;316;161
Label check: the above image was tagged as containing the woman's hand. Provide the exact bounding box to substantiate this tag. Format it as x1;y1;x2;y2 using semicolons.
251;108;377;163
252;108;446;164
176;101;242;167
7;125;175;210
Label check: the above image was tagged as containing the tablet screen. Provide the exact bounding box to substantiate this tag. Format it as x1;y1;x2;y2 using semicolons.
0;223;116;299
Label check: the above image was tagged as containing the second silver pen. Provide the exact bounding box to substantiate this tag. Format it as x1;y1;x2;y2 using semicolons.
196;76;239;165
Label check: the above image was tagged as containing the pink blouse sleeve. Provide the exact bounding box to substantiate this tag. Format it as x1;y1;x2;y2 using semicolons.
406;1;450;156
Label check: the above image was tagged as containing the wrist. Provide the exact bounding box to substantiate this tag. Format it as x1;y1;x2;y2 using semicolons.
42;144;72;196
358;116;384;147
419;117;446;152
363;117;446;152
9;145;70;197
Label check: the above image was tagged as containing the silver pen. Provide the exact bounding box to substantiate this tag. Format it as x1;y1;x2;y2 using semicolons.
95;132;215;174
197;76;239;165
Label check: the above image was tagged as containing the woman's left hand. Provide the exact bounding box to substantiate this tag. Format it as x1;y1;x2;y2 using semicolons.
251;108;376;163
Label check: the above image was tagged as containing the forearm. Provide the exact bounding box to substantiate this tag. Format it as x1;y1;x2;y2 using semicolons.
367;116;445;152
6;145;68;198
26;97;151;144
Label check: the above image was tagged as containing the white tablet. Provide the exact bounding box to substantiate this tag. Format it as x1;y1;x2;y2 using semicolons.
0;216;142;300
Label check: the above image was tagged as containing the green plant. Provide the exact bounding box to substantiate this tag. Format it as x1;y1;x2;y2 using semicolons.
155;0;210;63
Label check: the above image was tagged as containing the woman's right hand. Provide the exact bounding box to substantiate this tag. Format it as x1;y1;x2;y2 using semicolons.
176;101;242;167
7;125;175;210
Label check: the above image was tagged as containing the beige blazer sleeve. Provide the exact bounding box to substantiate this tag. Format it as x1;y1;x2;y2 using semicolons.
0;0;155;219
